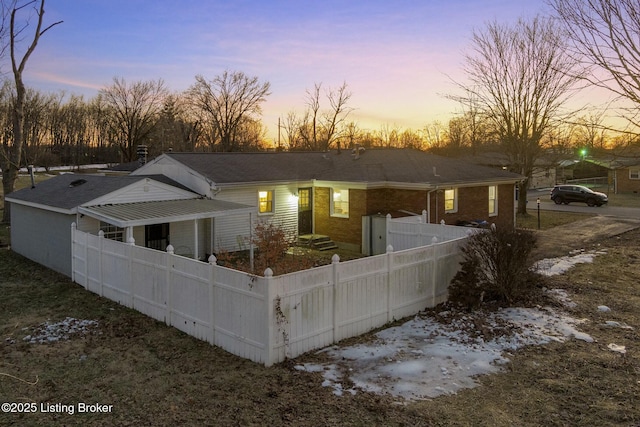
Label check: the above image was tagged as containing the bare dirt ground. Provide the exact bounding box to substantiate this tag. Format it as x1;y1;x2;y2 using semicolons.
530;215;640;260
1;217;639;426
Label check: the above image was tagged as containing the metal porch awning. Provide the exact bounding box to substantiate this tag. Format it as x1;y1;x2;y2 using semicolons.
78;198;256;228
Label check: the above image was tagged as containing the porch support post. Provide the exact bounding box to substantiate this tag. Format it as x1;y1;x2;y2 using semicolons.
210;217;215;254
193;219;199;260
249;212;254;271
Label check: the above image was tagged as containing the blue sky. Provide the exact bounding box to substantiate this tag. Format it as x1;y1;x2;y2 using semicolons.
20;0;557;141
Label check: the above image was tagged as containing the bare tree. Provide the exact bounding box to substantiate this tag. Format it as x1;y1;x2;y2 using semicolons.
423;121;446;149
154;93;203;153
549;0;640;129
323;82;352;150
300;83;321;150
188;71;270;152
280;111;304;150
99;77;168;162
298;82;353;151
1;0;62;223
452;16;581;214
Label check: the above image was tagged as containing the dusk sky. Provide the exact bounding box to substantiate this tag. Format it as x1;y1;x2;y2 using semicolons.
19;0;610;142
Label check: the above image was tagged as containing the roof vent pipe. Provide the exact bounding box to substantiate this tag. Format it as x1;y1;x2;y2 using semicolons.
353;144;364;160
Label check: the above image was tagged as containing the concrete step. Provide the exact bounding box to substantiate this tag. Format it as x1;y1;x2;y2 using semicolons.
297;234;338;251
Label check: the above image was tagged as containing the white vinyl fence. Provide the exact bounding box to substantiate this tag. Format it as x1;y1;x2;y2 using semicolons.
387;213;480;251
71;220;470;366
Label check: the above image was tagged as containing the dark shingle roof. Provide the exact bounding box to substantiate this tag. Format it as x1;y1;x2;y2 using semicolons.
165;149;523;186
6;174;192;210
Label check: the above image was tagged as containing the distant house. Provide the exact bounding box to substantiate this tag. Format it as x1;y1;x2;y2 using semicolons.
460;151;558;189
583;157;640;193
133;148;523;253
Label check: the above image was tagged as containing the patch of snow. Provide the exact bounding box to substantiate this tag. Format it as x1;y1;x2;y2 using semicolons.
22;317;98;344
545;288;577;308
597;305;611;312
603;321;633;330
295;304;593;400
534;250;606;276
607;344;626;354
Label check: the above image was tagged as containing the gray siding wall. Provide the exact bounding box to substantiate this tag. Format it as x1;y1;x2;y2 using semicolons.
10;204;74;277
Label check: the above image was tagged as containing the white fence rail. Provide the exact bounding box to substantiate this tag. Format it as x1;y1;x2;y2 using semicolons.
387;213;479;251
72;222;470;366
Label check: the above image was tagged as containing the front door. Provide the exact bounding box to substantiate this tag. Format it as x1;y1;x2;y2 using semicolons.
298;188;312;235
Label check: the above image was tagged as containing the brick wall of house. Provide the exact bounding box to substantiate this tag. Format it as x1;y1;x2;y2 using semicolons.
616;168;640;193
314;187;367;247
365;188;428;215
314;183;516;252
429;184;515;229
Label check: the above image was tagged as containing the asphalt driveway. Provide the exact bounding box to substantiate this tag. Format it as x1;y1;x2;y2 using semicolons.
526;189;640;220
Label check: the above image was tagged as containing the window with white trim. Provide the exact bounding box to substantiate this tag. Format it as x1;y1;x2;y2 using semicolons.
331;188;349;217
258;190;274;214
100;222;124;242
488;185;498;216
444;188;457;212
630;169;640;180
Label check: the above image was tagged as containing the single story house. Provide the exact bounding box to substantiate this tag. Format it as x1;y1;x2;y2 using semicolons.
133;148;523;252
580;157;640;194
6;174;255;276
7;148;522;276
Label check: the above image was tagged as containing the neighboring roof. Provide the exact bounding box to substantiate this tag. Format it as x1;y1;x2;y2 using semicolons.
584;157;640;169
156;149;523;186
78;199;255;228
460;151;569;168
5;173;193;211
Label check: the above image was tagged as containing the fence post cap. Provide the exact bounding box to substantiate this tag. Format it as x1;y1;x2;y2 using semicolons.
127;236;135;245
166;244;174;254
431;236;438;244
71;222;77;229
440;219;445;225
208;254;217;265
386;244;394;253
331;254;340;263
264;267;273;277
98;230;104;237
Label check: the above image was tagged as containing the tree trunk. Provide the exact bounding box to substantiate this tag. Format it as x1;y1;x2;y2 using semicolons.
517;180;528;215
1;82;25;223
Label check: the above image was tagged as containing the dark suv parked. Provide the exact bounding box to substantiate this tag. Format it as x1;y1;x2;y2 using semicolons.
550;185;608;207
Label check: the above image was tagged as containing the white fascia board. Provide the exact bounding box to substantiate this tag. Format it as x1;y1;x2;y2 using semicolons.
129;153;171;175
311;180;369;190
436;178;523;189
5;197;76;215
133;154;217;194
217;180;315;190
77;205;257;228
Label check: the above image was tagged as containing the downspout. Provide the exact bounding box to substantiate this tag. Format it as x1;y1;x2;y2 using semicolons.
427;188;437;224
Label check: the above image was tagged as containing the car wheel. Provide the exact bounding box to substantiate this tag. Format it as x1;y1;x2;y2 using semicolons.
586;198;596;207
554;197;563;205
